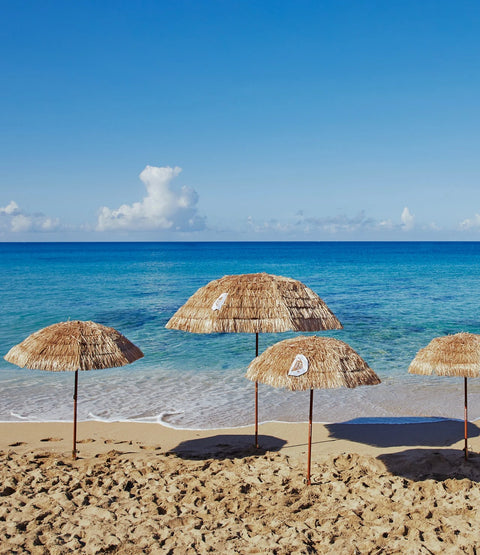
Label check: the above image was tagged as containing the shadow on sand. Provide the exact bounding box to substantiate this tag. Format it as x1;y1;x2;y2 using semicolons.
378;448;480;482
325;417;480;448
326;417;480;482
171;434;286;460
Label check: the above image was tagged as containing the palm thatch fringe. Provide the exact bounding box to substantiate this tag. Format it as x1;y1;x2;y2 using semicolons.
246;336;380;391
408;332;480;378
4;320;144;372
166;273;342;333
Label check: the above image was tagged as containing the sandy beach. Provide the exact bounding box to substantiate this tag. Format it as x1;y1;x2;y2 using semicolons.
2;420;480;553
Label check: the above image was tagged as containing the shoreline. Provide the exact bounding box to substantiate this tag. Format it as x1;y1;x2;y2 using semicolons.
0;413;457;429
3;371;480;429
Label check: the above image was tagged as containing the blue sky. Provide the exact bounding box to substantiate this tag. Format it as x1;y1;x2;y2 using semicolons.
1;0;480;240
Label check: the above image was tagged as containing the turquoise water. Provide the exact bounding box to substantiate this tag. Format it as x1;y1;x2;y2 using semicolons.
1;241;480;428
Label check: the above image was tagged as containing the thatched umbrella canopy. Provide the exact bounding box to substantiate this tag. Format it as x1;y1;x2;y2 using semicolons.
409;332;480;460
246;335;380;484
166;272;342;334
166;272;342;447
4;320;144;458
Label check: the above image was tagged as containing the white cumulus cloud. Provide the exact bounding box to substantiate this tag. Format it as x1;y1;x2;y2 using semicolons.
401;207;415;231
0;201;20;215
97;165;206;232
0;201;60;233
460;214;480;230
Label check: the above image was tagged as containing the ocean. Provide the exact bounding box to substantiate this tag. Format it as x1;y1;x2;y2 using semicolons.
1;241;480;429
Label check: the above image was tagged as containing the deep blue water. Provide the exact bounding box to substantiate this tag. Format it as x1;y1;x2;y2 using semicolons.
1;241;480;428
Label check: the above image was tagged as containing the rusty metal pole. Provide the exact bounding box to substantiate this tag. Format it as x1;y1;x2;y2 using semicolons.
464;377;469;461
255;332;259;449
73;369;78;460
307;388;313;485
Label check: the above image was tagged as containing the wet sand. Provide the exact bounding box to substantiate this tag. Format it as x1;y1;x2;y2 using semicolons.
1;419;480;553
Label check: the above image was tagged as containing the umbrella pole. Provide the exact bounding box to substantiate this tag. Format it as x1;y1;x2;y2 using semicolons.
307;388;313;486
73;369;78;460
255;333;259;449
464;377;468;461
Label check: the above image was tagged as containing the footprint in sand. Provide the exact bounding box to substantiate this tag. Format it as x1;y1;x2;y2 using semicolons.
139;445;162;451
104;440;128;445
77;438;95;444
40;437;63;442
9;441;26;447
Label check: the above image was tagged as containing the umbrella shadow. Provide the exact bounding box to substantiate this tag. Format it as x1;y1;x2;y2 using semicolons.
325;417;480;448
378;448;480;482
171;434;286;460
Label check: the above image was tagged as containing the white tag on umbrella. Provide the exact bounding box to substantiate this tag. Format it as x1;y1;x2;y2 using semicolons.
212;292;228;311
288;354;309;377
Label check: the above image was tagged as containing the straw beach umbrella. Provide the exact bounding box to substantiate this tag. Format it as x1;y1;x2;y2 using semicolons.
246;335;380;485
408;332;480;460
4;320;144;459
166;272;342;447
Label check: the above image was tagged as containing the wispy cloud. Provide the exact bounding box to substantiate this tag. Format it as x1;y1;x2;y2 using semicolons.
0;201;60;233
97;165;206;232
246;216;293;233
298;210;377;234
246;207;419;237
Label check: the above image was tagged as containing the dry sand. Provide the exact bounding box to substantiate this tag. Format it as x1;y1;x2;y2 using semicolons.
2;419;480;553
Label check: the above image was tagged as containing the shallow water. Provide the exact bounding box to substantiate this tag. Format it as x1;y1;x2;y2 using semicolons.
1;241;480;428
